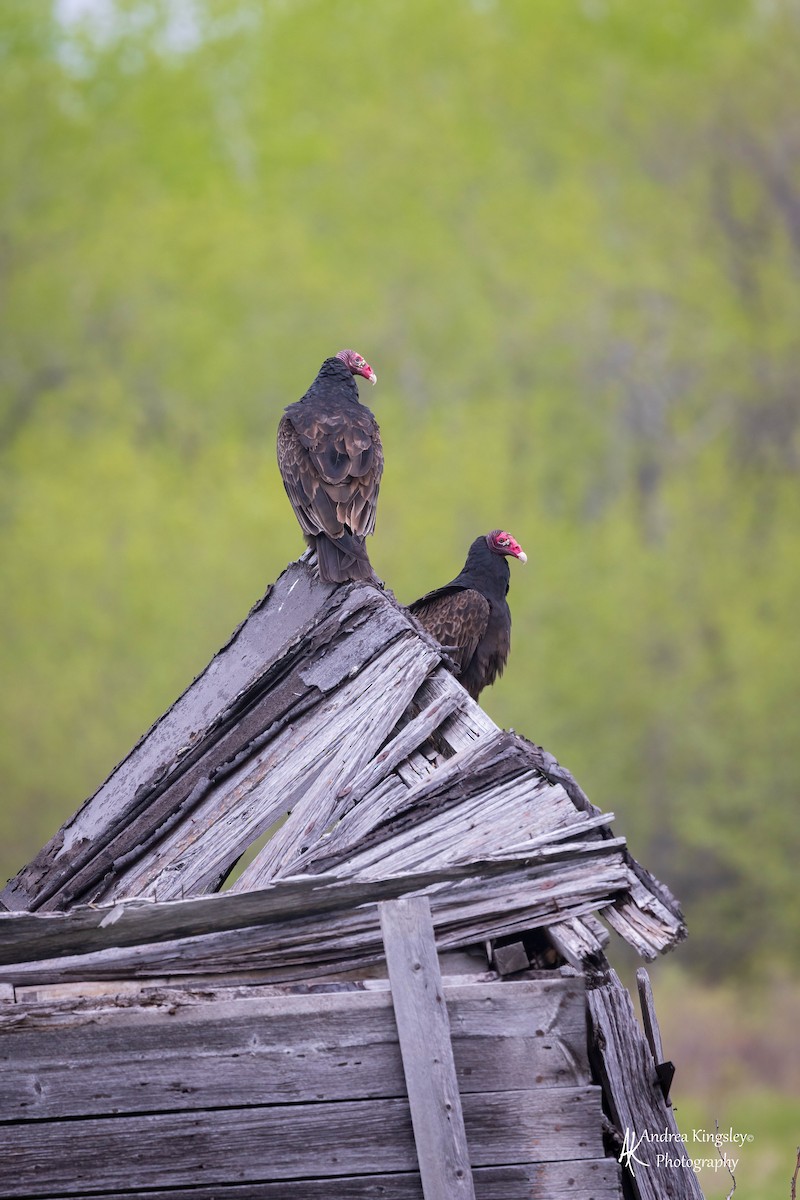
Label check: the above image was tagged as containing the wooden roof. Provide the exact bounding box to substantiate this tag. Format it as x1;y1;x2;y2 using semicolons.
1;552;685;978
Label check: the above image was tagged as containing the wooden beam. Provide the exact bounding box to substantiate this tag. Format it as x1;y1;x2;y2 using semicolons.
380;897;476;1200
0;841;629;982
586;967;702;1200
492;941;530;975
547;914;610;968
23;1161;622;1199
636;967;675;1103
0;1087;606;1195
335;686;468;812
0;981;591;1122
635;967;664;1062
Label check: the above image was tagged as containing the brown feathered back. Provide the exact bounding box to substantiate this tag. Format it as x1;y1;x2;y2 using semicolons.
277;354;383;583
409;531;526;699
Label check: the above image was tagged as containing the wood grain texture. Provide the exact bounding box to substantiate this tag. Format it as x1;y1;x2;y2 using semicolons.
335;686;468;812
0;849;628;988
90;594;418;906
0;980;590;1121
548;914;611;969
0;551;685;969
0;558;333;912
380;898;476;1200
0;837;623;967
229;641;440;892
0;1088;606;1196
1;1161;622;1200
113;634;438;901
1;571;428;913
636;967;665;1064
586;968;703;1200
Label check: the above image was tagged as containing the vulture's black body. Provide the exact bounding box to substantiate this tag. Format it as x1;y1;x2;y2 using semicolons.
277;356;383;583
409;535;518;700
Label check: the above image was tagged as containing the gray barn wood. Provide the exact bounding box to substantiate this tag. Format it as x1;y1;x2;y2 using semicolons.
0;851;632;988
380;897;476;1200
0;1088;606;1196
587;968;703;1200
1;558;337;912
0;841;620;969
0;553;699;1200
0;964;620;1198
40;1161;622;1200
1;558;686;974
0;980;590;1121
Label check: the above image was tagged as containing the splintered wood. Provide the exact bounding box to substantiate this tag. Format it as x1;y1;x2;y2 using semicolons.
0;843;630;987
586;968;704;1200
0;556;686;974
0;554;694;1200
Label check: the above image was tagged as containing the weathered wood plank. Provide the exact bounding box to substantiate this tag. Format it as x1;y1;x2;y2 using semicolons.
0;1088;607;1196
636;967;665;1064
380;897;476;1200
0;980;591;1121
303;738;589;878
604;866;686;959
412;667;498;752
3;567;448;915
548;914;610;969
0;558;335;912
2;975;579;1029
0;841;627;969
0;1031;570;1120
230;640;441;891
83;595;420;907
1;544;685;970
493;941;530;974
18;1160;622;1200
0;852;629;987
336;686;468;811
111;635;439;901
586;968;703;1200
7;948;491;1002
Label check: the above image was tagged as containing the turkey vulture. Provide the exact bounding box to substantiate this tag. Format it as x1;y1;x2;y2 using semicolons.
408;530;527;700
277;349;382;583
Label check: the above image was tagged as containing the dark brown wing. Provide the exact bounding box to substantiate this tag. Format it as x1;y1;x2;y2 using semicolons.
277;409;383;541
461;603;511;699
409;588;490;676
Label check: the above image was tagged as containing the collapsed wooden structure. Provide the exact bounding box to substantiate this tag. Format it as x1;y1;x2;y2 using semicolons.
0;554;704;1200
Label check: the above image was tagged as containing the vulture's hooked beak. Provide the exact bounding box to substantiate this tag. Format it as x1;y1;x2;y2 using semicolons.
516;550;528;564
367;370;377;385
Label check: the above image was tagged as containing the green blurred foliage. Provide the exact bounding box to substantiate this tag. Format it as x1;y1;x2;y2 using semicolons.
1;0;799;977
646;964;800;1198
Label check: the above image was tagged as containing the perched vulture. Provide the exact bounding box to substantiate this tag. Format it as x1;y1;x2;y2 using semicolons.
409;530;527;700
277;349;382;583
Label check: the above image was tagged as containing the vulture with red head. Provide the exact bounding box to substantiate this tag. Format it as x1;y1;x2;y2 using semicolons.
277;349;382;583
408;530;527;700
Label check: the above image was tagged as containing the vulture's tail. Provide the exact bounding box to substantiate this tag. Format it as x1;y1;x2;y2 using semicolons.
314;532;374;583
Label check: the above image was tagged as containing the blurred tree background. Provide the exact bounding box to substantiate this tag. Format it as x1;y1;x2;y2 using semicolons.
2;0;799;988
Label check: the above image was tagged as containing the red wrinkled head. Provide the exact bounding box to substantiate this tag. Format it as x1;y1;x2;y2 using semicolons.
336;348;377;385
486;530;527;563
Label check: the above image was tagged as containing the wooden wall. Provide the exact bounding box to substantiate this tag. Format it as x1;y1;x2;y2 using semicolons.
0;973;621;1199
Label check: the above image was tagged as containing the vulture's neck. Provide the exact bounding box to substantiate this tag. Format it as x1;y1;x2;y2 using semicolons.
456;540;510;600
